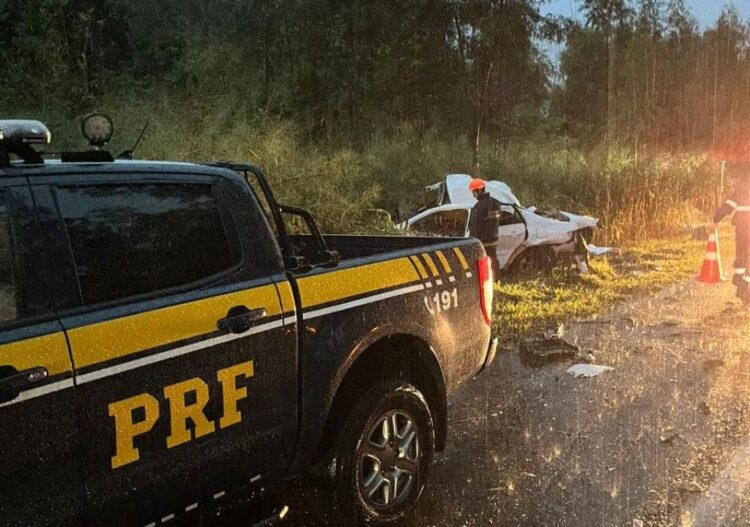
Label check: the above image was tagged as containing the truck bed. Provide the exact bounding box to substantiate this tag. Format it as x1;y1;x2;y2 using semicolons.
290;233;468;262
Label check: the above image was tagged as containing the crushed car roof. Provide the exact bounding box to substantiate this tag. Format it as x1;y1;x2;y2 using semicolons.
444;173;520;207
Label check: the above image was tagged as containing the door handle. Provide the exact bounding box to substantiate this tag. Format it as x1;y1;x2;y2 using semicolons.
0;365;49;403
217;306;267;335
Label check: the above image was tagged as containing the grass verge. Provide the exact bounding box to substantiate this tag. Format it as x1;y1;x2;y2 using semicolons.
493;235;731;341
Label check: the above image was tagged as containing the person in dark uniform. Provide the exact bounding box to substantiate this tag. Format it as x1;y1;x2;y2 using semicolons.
709;175;750;303
468;178;502;277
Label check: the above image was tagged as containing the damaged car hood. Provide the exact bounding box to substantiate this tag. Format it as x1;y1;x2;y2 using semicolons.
522;208;593;246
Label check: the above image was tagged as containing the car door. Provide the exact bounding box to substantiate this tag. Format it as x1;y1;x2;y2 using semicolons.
495;203;526;269
0;180;85;526
31;171;297;526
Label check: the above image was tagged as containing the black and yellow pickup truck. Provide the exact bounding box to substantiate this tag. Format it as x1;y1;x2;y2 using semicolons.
0;118;497;526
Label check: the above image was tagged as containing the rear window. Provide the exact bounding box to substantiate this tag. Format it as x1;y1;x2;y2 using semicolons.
411;209;468;237
56;182;239;306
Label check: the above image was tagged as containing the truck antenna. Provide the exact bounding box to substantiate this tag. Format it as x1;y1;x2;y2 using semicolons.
116;121;149;160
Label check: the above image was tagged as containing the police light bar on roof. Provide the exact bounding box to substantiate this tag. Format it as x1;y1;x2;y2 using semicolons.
0;120;51;146
0;120;51;166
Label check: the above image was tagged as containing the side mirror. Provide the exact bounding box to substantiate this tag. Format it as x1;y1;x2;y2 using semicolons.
315;248;341;267
284;255;311;272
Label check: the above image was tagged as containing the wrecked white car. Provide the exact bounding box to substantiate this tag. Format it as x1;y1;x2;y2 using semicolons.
401;174;599;274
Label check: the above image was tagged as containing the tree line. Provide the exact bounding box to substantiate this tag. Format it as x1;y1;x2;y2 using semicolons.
2;0;750;164
558;0;750;159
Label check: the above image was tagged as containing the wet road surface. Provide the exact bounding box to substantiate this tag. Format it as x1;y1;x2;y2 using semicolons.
216;278;750;526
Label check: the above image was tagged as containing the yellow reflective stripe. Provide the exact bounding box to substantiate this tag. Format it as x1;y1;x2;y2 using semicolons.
275;280;296;315
421;254;440;277
297;258;419;308
0;332;70;376
435;250;453;275
409;255;429;280
68;285;281;370
452;247;469;271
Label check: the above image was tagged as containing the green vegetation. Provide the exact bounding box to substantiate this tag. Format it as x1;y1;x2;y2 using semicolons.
0;1;742;240
493;236;724;340
2;1;739;345
24;106;720;242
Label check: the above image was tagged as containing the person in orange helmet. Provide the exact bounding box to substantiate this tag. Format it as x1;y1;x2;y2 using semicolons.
468;178;502;278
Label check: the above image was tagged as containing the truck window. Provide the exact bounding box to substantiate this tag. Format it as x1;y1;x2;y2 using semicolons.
0;191;17;322
56;183;240;306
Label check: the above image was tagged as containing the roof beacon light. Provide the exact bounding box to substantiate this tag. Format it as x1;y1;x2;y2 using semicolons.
81;113;113;148
0;120;51;146
0;120;51;165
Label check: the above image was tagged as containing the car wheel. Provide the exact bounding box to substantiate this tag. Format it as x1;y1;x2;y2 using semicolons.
512;251;536;275
510;247;552;276
334;380;435;525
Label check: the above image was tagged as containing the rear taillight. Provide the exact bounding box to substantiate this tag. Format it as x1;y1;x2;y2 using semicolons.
477;256;494;325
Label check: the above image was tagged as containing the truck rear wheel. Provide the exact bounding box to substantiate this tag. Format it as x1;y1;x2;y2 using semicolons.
334;380;435;524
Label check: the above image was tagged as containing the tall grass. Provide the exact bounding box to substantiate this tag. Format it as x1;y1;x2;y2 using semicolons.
11;89;719;243
481;138;718;243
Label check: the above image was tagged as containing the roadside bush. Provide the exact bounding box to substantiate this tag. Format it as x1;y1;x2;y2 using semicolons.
7;88;718;243
480;140;717;243
360;125;472;221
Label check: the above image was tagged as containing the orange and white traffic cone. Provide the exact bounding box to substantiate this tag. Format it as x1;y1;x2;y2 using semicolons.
697;229;726;283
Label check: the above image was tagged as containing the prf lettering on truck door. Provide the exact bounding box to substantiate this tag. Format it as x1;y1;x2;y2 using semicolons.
107;360;254;469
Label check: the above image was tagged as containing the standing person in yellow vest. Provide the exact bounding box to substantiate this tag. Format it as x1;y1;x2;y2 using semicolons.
708;176;750;303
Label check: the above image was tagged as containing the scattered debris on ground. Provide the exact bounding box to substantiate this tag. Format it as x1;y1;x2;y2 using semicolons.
659;426;680;444
519;323;580;365
566;363;615;378
586;244;615;257
544;323;565;340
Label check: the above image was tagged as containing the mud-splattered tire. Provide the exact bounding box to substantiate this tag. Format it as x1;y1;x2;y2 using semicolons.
331;380;435;525
510;247;553;276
